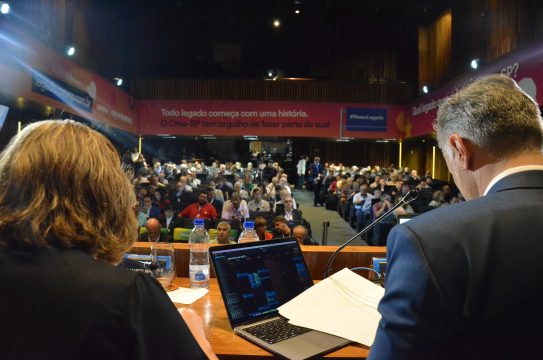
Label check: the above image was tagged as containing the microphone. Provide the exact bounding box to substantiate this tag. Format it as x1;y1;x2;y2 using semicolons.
323;188;419;278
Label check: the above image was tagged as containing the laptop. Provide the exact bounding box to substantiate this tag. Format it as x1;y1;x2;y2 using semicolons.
209;238;350;360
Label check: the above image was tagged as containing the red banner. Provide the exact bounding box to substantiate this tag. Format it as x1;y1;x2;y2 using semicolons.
137;100;405;139
0;22;136;133
407;39;543;138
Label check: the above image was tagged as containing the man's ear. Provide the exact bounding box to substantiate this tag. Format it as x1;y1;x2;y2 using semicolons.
449;134;472;170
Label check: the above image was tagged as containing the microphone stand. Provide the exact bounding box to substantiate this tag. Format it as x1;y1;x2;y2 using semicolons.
323;189;419;278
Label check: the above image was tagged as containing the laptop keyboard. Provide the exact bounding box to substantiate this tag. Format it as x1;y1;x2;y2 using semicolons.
244;317;312;344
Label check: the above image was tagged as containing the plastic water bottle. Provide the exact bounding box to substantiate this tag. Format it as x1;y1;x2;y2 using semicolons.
189;218;210;289
238;220;259;243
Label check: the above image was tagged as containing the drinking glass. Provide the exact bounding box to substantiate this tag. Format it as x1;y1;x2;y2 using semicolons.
150;243;176;290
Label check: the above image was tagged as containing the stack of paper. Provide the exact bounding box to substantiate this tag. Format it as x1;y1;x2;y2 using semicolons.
278;268;384;347
167;287;208;304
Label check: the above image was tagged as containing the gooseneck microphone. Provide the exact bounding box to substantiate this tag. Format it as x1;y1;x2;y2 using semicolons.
323;188;419;278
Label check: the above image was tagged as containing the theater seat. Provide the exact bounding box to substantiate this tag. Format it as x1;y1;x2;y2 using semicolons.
173;228;192;242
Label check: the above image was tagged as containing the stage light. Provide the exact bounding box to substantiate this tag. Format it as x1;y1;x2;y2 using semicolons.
114;77;123;86
0;2;10;14
470;59;480;70
268;72;273;77
295;9;300;14
422;85;430;94
66;46;76;56
273;19;281;28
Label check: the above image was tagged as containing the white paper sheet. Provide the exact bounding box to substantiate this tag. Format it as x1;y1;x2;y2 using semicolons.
167;286;208;304
278;268;384;346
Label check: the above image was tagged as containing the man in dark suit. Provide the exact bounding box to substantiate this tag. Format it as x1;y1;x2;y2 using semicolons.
307;156;322;192
369;74;543;360
274;195;302;222
207;187;223;216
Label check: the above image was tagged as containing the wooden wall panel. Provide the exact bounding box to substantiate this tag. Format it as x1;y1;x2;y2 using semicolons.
131;79;414;104
418;9;452;90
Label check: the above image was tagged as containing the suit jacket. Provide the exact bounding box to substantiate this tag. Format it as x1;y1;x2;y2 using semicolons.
274;208;303;223
369;170;543;360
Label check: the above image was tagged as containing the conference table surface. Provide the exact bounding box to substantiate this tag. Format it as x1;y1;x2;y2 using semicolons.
172;277;371;359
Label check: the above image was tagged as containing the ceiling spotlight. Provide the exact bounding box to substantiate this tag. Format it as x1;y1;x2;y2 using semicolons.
0;2;10;14
66;46;76;56
273;19;281;28
470;58;480;70
295;9;300;14
422;85;430;94
114;77;123;86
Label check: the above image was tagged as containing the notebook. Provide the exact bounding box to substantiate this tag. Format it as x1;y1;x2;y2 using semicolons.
209;238;350;360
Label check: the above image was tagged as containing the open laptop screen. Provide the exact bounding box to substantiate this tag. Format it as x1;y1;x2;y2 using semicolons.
210;238;313;328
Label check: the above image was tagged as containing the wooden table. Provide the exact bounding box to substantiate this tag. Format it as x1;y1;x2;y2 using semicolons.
130;242;387;280
172;278;370;359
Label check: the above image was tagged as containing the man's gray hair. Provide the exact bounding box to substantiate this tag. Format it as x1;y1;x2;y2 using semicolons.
434;74;543;159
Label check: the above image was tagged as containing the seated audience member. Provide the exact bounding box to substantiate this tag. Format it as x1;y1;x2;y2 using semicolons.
233;181;249;200
0;120;214;359
272;215;292;238
138;218;172;243
254;216;272;240
293;225;318;246
207;187;223;215
273;189;298;213
274;196;302;222
372;192;394;245
177;176;193;192
442;184;453;203
216;176;233;199
180;191;218;220
353;184;374;232
221;192;249;221
278;174;292;194
247;187;271;212
163;203;181;234
216;221;231;244
170;181;190;209
369;175;381;190
137;195;161;227
429;190;444;207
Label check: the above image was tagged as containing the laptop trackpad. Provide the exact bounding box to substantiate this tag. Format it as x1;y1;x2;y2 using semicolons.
269;331;350;360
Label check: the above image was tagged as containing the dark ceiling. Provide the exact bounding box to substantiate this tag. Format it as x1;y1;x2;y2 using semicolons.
80;0;449;83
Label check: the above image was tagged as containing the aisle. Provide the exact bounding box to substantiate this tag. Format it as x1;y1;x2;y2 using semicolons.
292;189;368;246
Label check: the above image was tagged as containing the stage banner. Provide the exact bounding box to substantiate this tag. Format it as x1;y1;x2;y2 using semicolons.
407;39;543;138
0;22;136;133
137;100;405;139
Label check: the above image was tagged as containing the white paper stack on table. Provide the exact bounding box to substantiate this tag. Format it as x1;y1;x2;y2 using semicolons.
167;287;208;305
278;268;384;347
